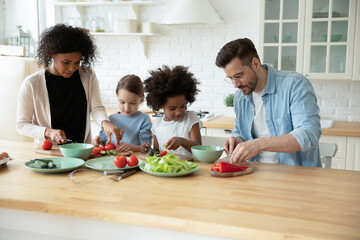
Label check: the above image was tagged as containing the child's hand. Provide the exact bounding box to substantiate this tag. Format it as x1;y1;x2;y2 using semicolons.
165;137;182;150
92;136;102;146
116;142;131;152
141;142;151;153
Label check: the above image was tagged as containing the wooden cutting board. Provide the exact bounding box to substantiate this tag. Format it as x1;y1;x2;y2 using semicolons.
34;146;131;158
210;164;254;177
139;153;194;162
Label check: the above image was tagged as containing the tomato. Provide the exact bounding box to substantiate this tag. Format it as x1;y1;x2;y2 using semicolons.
128;155;138;167
0;152;9;160
105;143;116;150
159;150;167;156
41;140;52;150
91;147;101;156
99;145;107;151
114;156;127;168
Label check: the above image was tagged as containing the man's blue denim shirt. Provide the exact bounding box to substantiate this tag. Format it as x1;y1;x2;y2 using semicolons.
232;65;322;167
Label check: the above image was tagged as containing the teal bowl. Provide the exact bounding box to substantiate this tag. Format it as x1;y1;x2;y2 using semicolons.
191;145;224;163
60;143;94;160
323;34;342;42
274;35;292;43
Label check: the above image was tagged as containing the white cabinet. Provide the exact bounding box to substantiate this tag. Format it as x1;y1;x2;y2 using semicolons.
347;137;360;171
320;135;360;171
260;0;358;80
45;1;159;56
205;128;232;138
353;2;360;81
303;0;356;80
260;0;306;73
319;135;347;169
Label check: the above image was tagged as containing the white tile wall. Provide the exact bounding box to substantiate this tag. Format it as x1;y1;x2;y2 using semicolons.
81;0;360;122
0;0;5;45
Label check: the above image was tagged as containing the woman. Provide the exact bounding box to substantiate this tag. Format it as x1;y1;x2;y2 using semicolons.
16;24;123;145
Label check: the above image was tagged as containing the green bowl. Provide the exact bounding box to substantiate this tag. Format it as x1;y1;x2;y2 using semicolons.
60;143;94;160
323;34;342;42
191;145;224;163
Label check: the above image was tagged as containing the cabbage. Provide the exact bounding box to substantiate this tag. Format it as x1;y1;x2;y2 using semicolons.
143;154;197;173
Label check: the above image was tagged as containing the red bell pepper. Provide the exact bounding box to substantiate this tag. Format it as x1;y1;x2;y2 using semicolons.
160;150;167;156
211;163;220;172
218;161;249;173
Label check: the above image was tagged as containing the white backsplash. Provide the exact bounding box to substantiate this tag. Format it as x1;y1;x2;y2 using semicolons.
91;0;360;122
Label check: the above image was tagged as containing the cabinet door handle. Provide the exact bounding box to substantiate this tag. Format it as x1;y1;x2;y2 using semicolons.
224;129;232;134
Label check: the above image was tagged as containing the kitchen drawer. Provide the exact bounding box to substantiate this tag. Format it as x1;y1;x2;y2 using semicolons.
330;157;346;170
206;128;232;138
347;137;360;171
319;135;347;159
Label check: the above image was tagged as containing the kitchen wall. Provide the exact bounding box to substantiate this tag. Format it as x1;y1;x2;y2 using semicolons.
3;0;38;56
0;0;5;44
92;0;260;118
2;0;360;122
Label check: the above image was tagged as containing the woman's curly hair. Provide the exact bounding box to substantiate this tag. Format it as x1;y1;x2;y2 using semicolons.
36;24;98;68
143;65;200;111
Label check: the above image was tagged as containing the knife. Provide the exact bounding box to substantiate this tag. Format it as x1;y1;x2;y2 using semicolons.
111;169;138;181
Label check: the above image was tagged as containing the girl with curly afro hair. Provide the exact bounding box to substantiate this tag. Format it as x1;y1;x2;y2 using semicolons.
143;65;201;156
16;24;123;145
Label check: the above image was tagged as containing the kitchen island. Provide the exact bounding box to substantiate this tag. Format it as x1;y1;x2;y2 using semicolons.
0;140;359;240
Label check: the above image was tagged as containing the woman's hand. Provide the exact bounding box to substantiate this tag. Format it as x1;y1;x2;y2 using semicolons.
92;136;102;146
165;137;183;150
101;120;124;145
116;142;131;152
45;128;67;144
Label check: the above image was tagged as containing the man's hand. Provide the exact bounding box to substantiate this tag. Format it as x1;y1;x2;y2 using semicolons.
45;128;67;144
231;138;262;163
101;120;124;145
224;136;243;155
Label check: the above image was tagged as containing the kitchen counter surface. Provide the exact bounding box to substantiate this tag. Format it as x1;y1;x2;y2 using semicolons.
1;140;359;239
200;116;360;137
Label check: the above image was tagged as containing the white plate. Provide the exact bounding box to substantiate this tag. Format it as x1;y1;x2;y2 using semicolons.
85;156;141;171
139;163;199;177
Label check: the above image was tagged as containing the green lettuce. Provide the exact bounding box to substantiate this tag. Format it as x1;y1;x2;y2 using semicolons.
143;154;197;173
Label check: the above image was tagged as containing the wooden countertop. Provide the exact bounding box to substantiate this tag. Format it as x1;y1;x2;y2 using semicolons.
1;140;359;240
202;116;360;137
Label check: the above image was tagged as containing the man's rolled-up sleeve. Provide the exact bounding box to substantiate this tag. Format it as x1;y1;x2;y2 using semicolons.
289;77;321;151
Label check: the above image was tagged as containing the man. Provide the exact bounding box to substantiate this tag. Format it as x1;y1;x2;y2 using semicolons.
216;38;321;167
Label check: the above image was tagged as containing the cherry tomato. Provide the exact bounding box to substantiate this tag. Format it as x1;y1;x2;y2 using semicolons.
0;152;9;160
105;143;116;150
91;147;101;156
99;145;107;151
159;150;167;156
128;155;138;167
114;156;127;168
41;140;52;150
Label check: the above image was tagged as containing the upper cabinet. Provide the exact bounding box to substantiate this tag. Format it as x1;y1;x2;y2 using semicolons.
260;0;358;80
260;0;306;73
353;1;360;81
